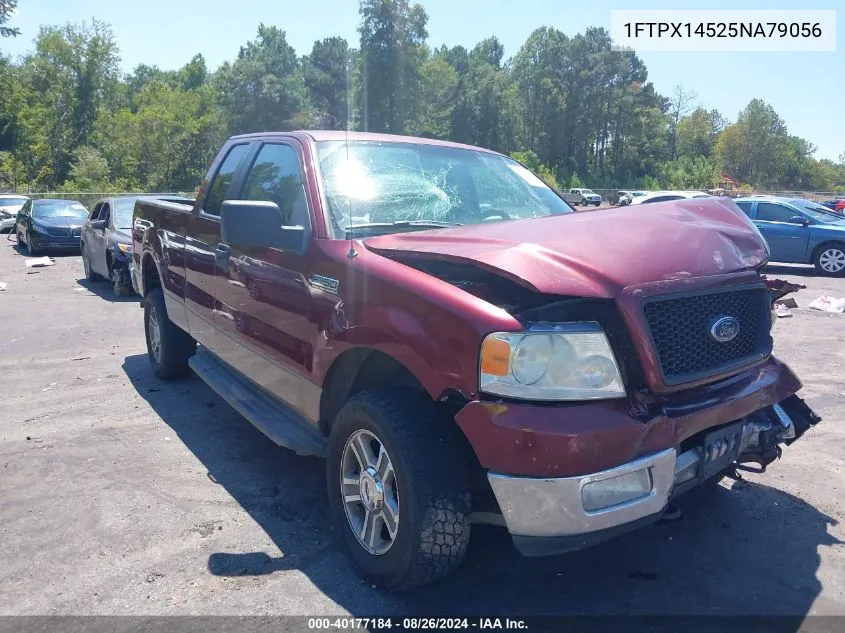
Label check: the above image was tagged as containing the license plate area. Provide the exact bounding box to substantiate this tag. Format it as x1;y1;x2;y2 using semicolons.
701;421;743;479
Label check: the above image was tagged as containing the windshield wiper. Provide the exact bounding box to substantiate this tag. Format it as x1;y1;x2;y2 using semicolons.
344;220;462;238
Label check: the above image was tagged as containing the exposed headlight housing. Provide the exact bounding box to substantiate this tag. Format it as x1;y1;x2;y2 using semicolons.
117;243;132;254
479;322;626;401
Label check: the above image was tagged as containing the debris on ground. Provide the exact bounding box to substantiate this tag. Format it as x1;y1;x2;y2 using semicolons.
764;278;806;303
775;304;793;318
25;256;55;268
776;297;799;309
0;281;6;291
808;296;845;313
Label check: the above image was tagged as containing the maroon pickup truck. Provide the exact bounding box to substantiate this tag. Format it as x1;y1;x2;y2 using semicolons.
131;131;820;590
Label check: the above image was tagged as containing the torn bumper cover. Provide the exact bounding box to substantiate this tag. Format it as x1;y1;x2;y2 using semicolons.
467;384;821;557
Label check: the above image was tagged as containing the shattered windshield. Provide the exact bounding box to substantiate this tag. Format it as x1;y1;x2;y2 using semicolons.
315;140;573;237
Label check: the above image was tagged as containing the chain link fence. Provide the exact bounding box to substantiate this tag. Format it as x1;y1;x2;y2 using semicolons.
6;192;195;210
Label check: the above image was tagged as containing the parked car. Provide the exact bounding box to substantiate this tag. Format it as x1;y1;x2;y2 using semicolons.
81;195;192;296
15;198;87;255
0;195;29;233
820;197;845;212
132;131;819;590
734;196;845;275
630;190;712;205
835;199;845;215
607;190;645;206
562;187;602;206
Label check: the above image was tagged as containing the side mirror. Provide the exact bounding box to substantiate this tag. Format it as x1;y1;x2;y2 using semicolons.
91;219;106;231
220;200;307;252
788;215;809;226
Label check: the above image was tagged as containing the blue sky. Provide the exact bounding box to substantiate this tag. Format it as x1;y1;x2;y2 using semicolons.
3;0;843;161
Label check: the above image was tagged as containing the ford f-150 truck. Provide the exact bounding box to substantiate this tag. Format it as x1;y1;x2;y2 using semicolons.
132;131;820;590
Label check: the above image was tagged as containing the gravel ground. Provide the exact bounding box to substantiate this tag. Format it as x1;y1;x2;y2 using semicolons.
0;236;843;619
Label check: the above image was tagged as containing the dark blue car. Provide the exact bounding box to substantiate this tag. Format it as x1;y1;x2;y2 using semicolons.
15;198;88;256
735;196;845;275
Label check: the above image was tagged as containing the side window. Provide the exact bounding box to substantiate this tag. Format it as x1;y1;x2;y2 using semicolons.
99;202;111;226
240;143;308;227
90;203;102;221
757;202;800;223
735;201;753;216
203;143;251;216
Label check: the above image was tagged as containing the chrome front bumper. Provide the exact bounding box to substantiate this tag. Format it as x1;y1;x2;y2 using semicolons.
488;403;797;553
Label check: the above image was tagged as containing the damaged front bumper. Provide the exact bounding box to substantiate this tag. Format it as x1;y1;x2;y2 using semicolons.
486;394;820;557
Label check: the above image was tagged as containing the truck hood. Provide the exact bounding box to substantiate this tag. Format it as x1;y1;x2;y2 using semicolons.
363;198;768;298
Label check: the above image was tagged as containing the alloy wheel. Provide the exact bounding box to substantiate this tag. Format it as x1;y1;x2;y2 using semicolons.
147;304;162;363
819;248;845;273
340;429;400;555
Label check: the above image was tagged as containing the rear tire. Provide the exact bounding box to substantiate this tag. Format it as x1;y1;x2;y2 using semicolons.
327;389;471;590
144;287;196;379
813;243;845;276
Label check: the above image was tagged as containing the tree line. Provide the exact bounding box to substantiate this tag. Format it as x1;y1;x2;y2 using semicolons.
1;0;843;195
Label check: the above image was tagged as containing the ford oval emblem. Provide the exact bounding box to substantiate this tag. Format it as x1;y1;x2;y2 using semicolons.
710;316;740;343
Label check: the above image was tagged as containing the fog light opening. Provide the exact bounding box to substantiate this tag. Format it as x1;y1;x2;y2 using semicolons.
581;468;654;513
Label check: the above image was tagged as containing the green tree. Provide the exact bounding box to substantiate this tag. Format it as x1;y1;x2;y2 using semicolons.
60;145;113;191
411;56;457;138
0;0;19;39
358;0;428;133
215;24;308;134
303;37;354;129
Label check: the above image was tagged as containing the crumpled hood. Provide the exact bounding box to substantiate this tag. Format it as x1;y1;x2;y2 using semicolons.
364;198;768;298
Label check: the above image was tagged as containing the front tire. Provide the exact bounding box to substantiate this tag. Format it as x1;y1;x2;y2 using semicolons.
813;243;845;276
144;287;196;378
81;246;103;281
327;389;471;590
26;237;38;256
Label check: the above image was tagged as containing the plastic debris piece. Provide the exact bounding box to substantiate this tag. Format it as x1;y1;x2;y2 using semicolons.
775;304;792;318
0;281;6;291
775;297;798;309
25;256;55;268
808;296;845;313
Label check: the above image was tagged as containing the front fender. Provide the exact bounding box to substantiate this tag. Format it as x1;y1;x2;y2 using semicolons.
313;305;478;402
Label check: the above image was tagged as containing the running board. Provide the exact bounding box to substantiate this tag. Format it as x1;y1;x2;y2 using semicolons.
189;348;327;458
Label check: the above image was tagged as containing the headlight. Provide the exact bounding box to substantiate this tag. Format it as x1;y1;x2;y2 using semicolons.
479;323;625;400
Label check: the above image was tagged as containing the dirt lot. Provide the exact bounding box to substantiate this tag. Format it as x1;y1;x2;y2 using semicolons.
1;236;844;619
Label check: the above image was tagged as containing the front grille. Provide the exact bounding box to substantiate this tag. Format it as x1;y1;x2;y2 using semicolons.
643;286;772;385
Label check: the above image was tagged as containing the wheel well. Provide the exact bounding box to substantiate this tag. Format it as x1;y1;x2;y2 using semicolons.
319;348;426;435
142;254;160;296
319;347;494;513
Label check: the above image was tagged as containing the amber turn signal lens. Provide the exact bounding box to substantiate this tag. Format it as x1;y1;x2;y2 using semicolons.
480;336;511;377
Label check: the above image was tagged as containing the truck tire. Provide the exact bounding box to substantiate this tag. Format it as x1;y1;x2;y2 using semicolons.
143;287;196;379
813;243;845;276
81;246;103;282
327;389;471;590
